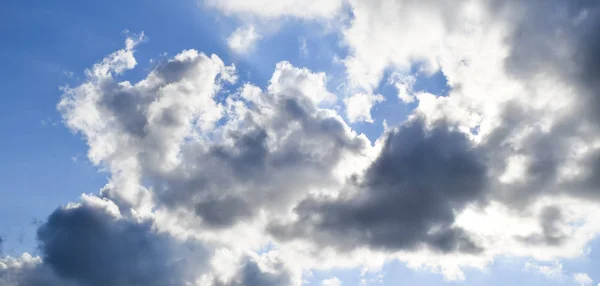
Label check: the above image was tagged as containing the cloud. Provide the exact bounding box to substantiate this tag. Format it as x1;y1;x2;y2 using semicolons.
60;36;367;222
214;257;293;286
327;0;600;266
207;0;343;57
476;0;600;206
51;35;373;285
523;261;564;279
341;0;464;92
344;93;385;123
270;118;486;253
203;0;343;19
299;37;308;57
518;206;566;246
0;253;74;286
322;276;342;286
9;0;600;283
574;273;594;286
227;25;262;54
1;194;210;286
389;73;416;104
58;41;237;215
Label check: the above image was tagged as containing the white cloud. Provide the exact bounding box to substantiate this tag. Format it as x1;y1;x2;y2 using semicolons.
341;0;461;92
269;61;337;105
227;25;262;54
523;261;564;279
574;273;594;286
204;0;343;19
389;73;416;103
344;93;384;123
299;37;308;57
322;276;342;286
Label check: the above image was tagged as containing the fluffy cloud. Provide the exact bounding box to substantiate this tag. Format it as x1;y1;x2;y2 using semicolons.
7;0;600;284
227;25;262;54
48;35;373;285
343;93;384;123
574;273;594;286
321;277;342;286
341;0;465;92
389;73;416;104
523;261;564;279
331;0;600;267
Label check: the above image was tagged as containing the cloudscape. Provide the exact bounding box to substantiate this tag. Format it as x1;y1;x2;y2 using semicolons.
2;0;600;285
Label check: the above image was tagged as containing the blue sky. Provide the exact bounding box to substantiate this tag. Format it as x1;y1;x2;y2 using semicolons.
2;1;600;286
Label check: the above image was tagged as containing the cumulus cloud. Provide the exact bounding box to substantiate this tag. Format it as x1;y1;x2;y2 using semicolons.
320;0;600;268
45;35;372;285
389;73;416;104
322;276;342;286
341;0;463;92
1;194;210;286
7;0;600;284
344;93;384;123
200;0;600;282
227;25;262;54
574;273;594;286
60;35;368;229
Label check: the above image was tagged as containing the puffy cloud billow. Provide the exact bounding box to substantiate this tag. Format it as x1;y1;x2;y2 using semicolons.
5;0;600;285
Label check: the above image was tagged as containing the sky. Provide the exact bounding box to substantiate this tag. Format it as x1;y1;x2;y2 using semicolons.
1;0;600;285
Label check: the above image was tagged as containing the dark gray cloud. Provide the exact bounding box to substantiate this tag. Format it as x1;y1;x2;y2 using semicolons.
1;197;209;286
505;0;600;131
271;119;487;253
195;196;254;228
38;204;199;286
577;153;600;197
501;0;599;82
503;0;600;124
477;0;600;208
